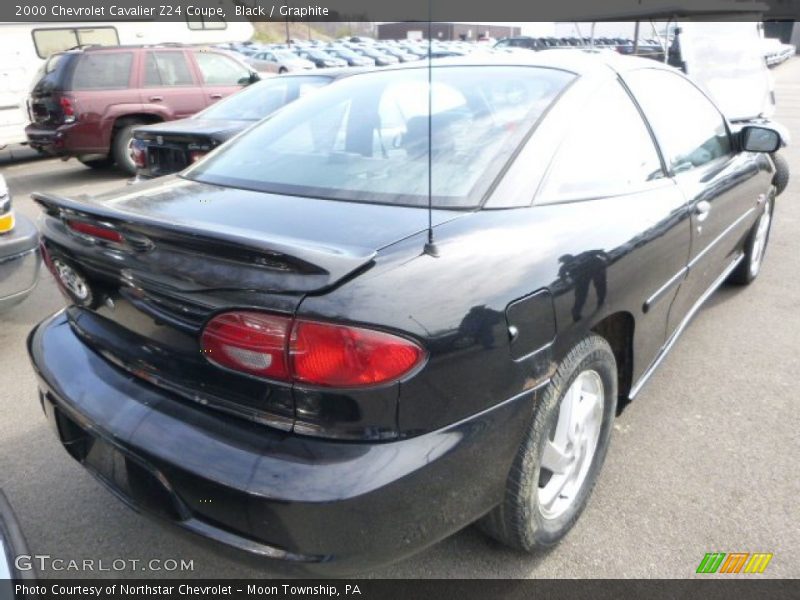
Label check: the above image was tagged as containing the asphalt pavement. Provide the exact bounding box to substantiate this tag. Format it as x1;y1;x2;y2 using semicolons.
0;59;798;579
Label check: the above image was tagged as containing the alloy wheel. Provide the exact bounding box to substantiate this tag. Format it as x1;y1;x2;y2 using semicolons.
538;370;604;519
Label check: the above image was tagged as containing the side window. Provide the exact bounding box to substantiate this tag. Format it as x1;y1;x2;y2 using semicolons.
71;52;133;90
539;80;664;202
143;51;194;87
195;52;251;86
186;16;227;30
624;69;731;173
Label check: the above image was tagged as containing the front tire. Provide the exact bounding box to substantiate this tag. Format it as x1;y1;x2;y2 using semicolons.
771;152;789;197
728;197;773;285
479;334;617;551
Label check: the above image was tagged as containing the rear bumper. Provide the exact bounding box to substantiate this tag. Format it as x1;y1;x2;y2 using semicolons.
25;122;106;156
28;311;536;574
0;214;40;310
24;124;66;155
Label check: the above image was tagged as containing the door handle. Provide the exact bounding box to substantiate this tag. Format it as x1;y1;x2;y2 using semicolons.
209;93;223;99
695;201;712;222
149;95;163;102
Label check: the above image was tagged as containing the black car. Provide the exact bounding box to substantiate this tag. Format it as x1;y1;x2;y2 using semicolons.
494;36;548;51
130;71;352;180
29;52;784;574
325;47;375;67
352;48;398;67
295;49;348;69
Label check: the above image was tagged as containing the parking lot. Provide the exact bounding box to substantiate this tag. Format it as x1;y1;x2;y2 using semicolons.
0;57;798;579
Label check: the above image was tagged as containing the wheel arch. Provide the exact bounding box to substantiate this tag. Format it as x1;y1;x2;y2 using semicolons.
591;311;635;411
112;113;163;134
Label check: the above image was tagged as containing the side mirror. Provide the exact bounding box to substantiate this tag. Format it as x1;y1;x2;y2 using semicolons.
741;126;781;153
240;71;260;86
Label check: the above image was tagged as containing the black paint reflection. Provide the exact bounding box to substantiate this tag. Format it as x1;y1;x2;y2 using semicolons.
558;251;608;322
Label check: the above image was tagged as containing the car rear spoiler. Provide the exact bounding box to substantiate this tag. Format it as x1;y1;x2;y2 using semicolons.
32;191;377;293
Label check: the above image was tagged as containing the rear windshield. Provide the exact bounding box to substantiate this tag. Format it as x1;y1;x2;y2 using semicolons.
197;75;332;121
185;66;574;208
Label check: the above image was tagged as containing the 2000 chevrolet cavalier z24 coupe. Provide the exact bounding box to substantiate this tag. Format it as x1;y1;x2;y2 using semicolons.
28;51;786;573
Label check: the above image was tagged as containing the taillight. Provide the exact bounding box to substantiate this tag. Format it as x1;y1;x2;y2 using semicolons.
59;96;76;123
201;311;425;388
189;150;207;163
0;211;14;234
130;139;147;169
66;219;124;244
291;320;423;387
201;312;292;380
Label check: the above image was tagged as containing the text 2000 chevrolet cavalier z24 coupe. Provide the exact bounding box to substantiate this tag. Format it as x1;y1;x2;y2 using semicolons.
28;51;786;573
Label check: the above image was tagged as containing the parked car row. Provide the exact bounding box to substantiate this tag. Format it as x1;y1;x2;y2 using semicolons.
495;35;667;60
220;37;478;71
494;33;798;69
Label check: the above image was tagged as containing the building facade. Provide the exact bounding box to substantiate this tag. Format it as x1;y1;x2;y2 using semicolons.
377;22;521;41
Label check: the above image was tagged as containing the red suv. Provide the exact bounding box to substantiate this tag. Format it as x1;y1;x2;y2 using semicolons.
25;45;258;174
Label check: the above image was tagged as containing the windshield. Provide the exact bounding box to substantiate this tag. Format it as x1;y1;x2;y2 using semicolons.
185;66;574;208
274;51;298;60
196;76;332;121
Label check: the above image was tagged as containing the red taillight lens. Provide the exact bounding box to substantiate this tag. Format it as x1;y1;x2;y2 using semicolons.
200;312;425;388
291;320;423;387
201;312;292;380
130;139;147;168
59;96;76;123
66;220;124;243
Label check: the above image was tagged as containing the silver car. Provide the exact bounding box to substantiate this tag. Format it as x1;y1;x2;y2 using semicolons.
0;174;40;311
247;50;315;74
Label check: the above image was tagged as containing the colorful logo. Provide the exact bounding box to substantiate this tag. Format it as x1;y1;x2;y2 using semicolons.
696;552;773;574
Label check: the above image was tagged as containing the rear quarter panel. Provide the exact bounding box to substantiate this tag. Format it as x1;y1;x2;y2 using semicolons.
298;186;691;436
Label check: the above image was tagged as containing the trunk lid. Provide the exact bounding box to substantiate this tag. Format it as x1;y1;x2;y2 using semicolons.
33;177;460;432
135;118;248;142
134;120;247;177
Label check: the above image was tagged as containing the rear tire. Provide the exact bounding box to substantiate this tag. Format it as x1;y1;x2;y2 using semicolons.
111;122;144;175
278;67;288;74
77;156;113;169
479;334;617;551
771;152;789;196
728;197;773;285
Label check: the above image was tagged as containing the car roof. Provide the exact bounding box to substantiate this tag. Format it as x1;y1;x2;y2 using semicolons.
278;67;365;80
363;49;676;78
